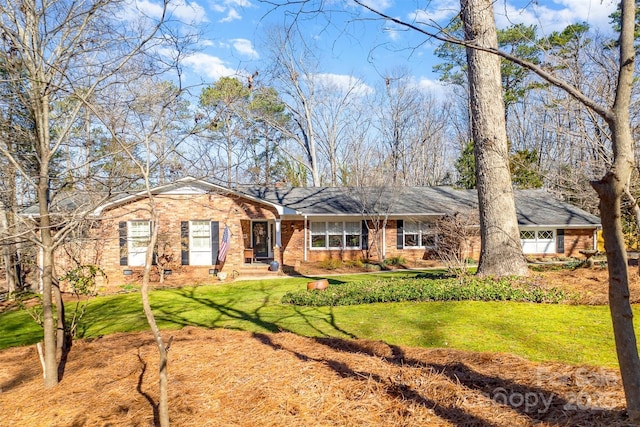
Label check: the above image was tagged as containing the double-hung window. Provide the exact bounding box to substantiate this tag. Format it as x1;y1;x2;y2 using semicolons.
310;221;361;249
128;220;151;266
311;222;327;248
190;220;212;265
403;221;437;249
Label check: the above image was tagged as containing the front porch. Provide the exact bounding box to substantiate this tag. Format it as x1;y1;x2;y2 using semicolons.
240;218;283;265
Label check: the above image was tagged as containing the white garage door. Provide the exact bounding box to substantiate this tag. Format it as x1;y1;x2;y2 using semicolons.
520;229;556;254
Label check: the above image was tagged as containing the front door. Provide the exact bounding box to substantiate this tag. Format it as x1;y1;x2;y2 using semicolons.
252;221;269;259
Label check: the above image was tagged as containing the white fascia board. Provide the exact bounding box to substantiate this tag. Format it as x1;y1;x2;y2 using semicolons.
93;177;295;217
93;177;214;215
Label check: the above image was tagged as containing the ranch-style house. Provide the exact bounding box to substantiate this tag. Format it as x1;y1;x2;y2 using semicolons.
42;177;600;289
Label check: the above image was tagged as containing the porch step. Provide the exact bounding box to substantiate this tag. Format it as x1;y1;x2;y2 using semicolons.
237;262;281;278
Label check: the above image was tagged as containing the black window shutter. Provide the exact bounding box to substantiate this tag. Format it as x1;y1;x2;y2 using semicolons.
181;221;189;265
361;220;368;250
397;220;404;249
151;221;157;265
211;221;220;265
119;221;128;266
556;229;565;254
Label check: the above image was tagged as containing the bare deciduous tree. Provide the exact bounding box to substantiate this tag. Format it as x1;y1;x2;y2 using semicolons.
264;26;323;186
104;73;196;427
0;0;173;388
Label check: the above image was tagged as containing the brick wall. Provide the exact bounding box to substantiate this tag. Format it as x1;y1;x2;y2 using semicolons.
278;218;484;266
84;191;278;290
62;187;597;291
278;219;595;266
563;229;595;257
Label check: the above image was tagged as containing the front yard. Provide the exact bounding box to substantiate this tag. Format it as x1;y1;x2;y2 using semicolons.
0;265;636;366
0;265;637;426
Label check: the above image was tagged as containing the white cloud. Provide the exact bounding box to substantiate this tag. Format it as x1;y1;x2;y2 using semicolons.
131;0;166;19
220;8;242;23
384;21;404;41
225;0;252;6
211;0;256;23
230;39;259;59
358;0;393;12
410;0;459;24
122;0;208;25
169;0;208;24
497;0;618;34
415;77;453;98
182;52;239;80
416;77;442;91
313;73;374;96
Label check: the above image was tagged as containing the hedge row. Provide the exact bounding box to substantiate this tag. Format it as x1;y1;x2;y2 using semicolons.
281;277;570;306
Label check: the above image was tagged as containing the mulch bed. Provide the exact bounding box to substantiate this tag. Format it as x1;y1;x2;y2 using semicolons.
0;327;630;426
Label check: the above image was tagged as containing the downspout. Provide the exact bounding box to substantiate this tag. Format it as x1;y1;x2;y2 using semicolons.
274;219;282;247
304;214;308;262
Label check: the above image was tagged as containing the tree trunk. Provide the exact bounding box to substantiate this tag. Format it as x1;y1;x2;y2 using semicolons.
595;171;640;421
0;207;18;296
38;176;58;388
460;0;528;277
141;215;170;426
592;2;640;419
53;279;67;356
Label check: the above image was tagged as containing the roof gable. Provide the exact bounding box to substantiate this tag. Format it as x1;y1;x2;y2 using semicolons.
93;177;297;216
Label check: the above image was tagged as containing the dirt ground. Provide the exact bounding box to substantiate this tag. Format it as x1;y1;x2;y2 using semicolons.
0;266;637;426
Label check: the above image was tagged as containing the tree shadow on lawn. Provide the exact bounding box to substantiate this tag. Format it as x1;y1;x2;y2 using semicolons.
252;333;628;426
151;286;356;340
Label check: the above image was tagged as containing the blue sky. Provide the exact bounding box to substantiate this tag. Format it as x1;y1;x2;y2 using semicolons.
145;0;619;92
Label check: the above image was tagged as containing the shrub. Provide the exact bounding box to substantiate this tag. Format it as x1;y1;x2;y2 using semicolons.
319;259;343;270
281;276;570;306
363;263;382;271
59;265;106;338
343;259;364;269
384;256;406;266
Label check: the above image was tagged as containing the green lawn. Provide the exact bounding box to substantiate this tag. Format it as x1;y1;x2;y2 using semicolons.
0;270;634;367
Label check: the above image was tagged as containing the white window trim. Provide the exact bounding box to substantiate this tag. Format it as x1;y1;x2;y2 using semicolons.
309;221;362;250
128;220;151;267
190;220;212;266
403;221;438;249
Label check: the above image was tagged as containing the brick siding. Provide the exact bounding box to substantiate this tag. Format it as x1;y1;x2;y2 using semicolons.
57;190;597;292
72;191;278;291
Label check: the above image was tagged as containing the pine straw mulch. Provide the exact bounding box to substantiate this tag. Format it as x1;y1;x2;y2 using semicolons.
0;327;631;427
531;265;640;305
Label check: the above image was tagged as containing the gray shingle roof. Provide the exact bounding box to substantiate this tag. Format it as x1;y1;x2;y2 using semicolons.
240;186;600;227
23;177;600;228
513;189;600;226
